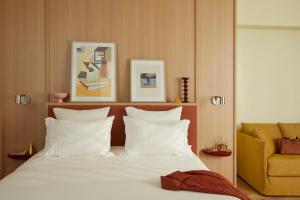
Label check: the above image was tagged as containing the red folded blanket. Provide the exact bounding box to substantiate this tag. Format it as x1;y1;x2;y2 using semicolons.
161;170;250;200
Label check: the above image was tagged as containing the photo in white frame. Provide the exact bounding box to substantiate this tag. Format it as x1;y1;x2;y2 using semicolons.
70;42;116;102
130;60;166;102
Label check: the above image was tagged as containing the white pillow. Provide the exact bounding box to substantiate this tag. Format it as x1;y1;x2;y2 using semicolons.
42;116;114;157
53;107;110;122
124;116;192;156
125;106;182;122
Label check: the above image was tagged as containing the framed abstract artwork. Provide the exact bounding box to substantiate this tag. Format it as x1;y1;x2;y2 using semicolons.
130;60;166;102
71;42;116;102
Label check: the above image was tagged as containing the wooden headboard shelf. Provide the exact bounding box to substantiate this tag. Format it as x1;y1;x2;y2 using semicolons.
47;103;198;153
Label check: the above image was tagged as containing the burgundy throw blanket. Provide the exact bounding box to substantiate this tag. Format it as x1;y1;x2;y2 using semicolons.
161;170;250;200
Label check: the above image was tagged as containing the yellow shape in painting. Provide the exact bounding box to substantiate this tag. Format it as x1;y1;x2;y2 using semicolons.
76;82;111;97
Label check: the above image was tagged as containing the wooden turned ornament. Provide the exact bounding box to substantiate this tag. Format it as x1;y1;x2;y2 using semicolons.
181;77;189;103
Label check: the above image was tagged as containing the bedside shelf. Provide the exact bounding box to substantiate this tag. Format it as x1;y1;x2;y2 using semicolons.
8;150;34;160
201;148;232;157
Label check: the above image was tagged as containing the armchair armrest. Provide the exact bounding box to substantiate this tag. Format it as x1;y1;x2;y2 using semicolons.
237;131;268;189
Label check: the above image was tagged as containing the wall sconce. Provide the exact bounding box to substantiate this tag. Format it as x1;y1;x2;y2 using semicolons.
16;94;31;105
211;96;225;105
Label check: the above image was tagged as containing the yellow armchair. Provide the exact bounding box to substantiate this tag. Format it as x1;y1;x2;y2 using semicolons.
237;129;300;196
237;132;268;193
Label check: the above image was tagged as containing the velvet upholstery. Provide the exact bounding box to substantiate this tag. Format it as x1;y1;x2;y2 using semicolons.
241;123;282;152
237;132;267;193
238;124;300;196
241;123;282;139
268;154;300;177
253;129;276;156
278;123;300;139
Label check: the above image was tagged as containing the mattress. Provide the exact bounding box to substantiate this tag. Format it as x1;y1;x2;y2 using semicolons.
0;147;238;200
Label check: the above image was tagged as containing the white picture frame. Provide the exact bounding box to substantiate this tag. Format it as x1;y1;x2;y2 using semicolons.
70;42;116;102
130;60;166;102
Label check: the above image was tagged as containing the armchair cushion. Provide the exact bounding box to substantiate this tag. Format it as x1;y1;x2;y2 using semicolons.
278;123;300;139
268;154;300;177
241;123;282;139
242;123;282;152
253;129;275;156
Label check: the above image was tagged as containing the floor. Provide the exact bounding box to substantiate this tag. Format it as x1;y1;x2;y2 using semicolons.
237;176;300;200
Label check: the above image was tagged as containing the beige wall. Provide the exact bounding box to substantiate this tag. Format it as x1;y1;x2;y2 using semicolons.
238;0;300;26
237;0;300;124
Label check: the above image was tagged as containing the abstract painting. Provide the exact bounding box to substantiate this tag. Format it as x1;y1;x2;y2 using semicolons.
130;60;165;102
71;42;116;102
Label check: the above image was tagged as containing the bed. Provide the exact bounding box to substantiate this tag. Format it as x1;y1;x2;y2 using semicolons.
0;104;238;200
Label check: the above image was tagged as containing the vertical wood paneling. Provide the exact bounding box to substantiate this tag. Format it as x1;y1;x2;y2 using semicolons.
1;0;47;175
0;0;236;180
196;0;235;182
0;104;2;178
0;0;4;179
0;85;2;176
49;0;195;102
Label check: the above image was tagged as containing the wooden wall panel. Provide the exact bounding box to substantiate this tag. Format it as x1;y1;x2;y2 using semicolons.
0;92;3;178
0;0;236;180
0;0;4;179
0;101;2;179
1;0;47;175
196;0;235;182
49;0;195;103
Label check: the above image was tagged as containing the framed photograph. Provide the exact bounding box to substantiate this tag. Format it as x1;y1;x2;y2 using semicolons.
130;60;166;102
71;42;116;102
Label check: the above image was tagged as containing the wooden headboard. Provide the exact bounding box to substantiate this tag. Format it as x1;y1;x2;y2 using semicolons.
47;103;198;153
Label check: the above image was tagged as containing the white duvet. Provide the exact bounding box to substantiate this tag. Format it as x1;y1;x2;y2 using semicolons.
0;147;238;200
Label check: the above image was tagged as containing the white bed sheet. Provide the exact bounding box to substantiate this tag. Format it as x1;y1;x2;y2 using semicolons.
0;147;238;200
